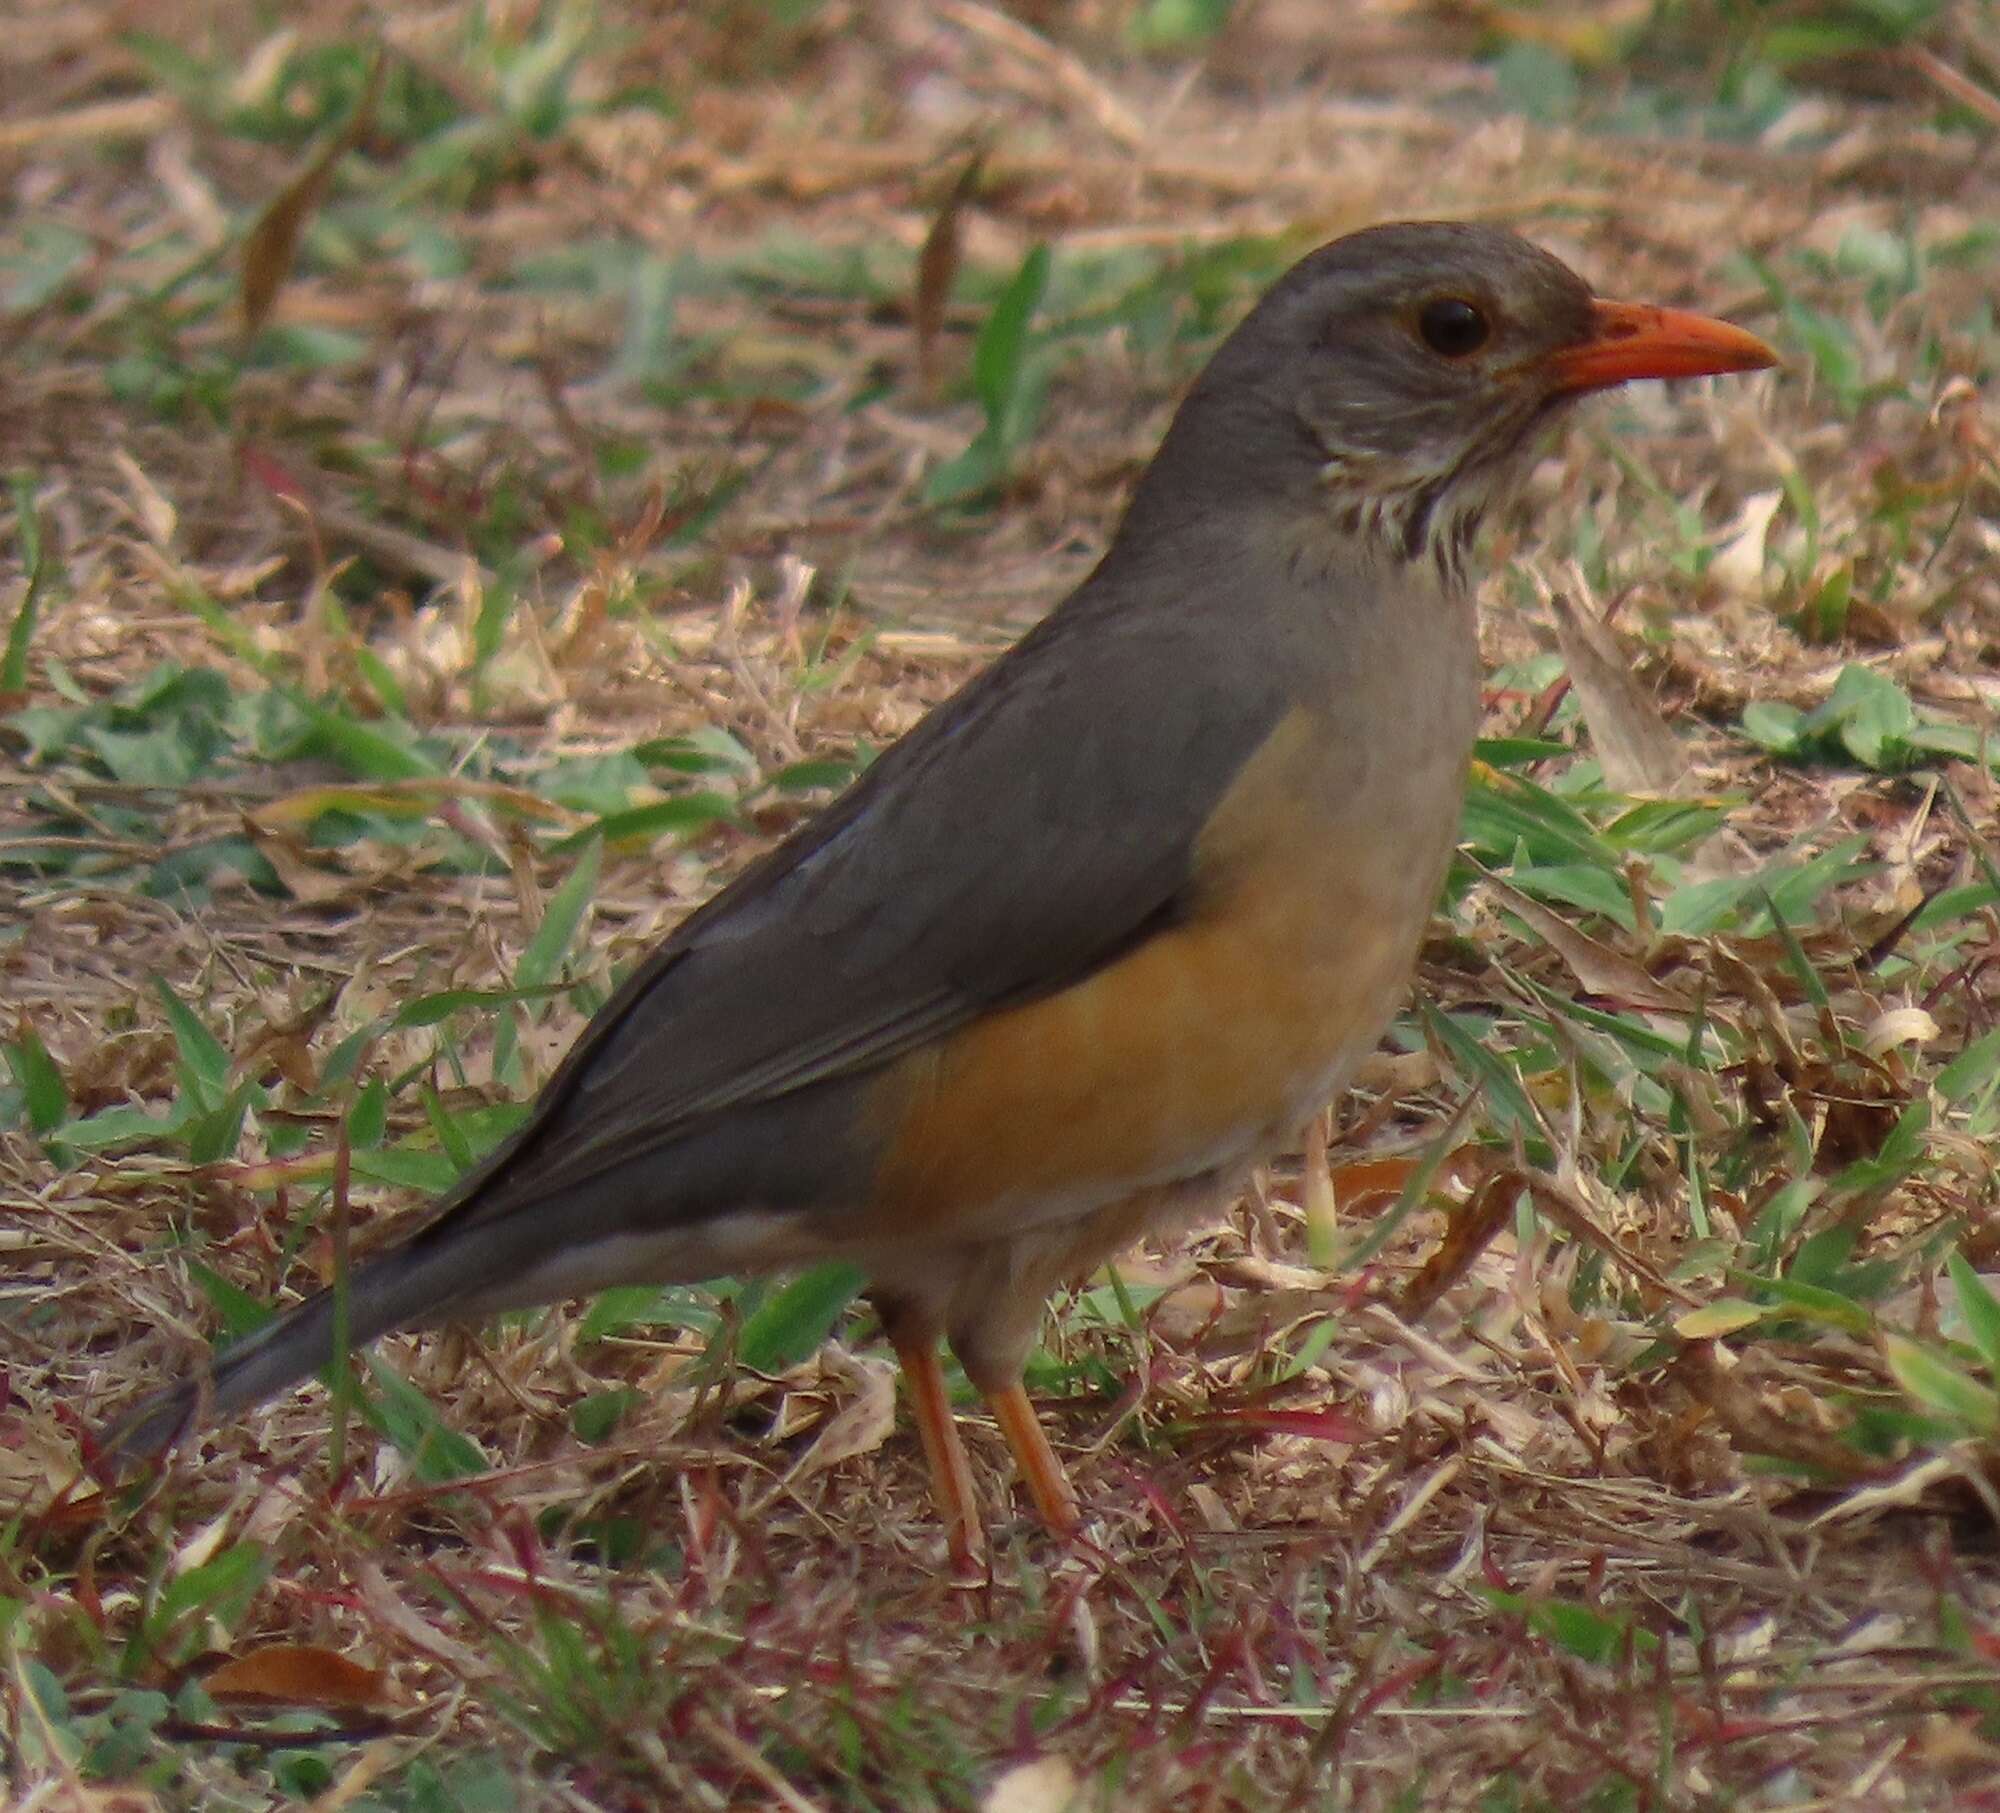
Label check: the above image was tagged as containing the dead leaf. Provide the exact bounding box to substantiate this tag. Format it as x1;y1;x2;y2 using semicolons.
1709;489;1784;596
353;1563;485;1675
1400;1165;1516;1318
23;1787;162;1813
110;449;177;548
1525;1172;1697;1307
310;496;494;590
1862;1005;1939;1057
915;145;986;394
246;825;371;907
249;1029;322;1094
203;1643;393;1710
1198;1403;1372;1444
0;1417;91;1514
1547;586;1690;796
241;51;385;333
1673;1342;1886;1482
1150;1274;1223;1346
983;1755;1083;1813
1330;1149;1449;1216
0;94;175;155
1184;1482;1238;1533
1212;1255;1331;1293
1812;1453;1968;1525
1480;870;1696;1012
789;1355;897;1480
1710;945;1810;1067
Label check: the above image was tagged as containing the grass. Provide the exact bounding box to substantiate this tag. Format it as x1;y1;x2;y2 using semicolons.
5;1;2000;1806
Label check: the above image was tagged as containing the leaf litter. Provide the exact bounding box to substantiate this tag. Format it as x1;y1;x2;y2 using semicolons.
3;2;2000;1807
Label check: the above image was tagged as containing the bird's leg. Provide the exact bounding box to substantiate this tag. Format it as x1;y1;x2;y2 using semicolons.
885;1328;986;1573
947;1232;1136;1542
987;1383;1080;1536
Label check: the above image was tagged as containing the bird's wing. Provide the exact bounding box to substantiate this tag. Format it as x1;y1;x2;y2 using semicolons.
434;586;1288;1221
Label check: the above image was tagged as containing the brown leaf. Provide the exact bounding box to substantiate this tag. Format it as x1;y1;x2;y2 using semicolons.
245;824;370;907
914;146;986;395
240;51;386;333
1709;944;1810;1070
1399;1165;1516;1318
789;1356;898;1480
0;94;176;156
1672;1342;1886;1483
203;1642;393;1709
1547;587;1689;797
1708;490;1782;596
0;1415;90;1513
1329;1150;1447;1215
1198;1403;1373;1444
1523;1172;1697;1307
24;1786;162;1813
354;1562;486;1675
110;449;178;549
1184;1482;1238;1533
1149;1274;1224;1347
982;1756;1083;1813
1479;870;1696;1012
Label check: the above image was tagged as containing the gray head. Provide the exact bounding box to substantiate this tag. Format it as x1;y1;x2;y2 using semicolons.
1120;221;1775;589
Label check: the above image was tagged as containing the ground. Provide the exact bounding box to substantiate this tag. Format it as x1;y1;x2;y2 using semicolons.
5;3;2000;1808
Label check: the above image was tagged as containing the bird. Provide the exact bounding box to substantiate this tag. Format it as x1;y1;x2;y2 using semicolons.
102;222;1775;1569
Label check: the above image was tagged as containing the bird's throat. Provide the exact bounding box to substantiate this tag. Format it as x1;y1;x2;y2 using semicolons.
1317;460;1488;596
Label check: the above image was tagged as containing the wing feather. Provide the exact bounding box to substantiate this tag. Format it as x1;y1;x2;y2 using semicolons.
428;578;1287;1225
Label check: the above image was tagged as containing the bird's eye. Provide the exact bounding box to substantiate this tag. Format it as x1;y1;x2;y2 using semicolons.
1417;297;1491;358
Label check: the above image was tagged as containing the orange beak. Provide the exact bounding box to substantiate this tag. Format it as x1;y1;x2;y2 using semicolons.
1545;299;1778;394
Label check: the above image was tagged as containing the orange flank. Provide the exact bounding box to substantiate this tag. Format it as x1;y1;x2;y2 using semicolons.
868;711;1446;1237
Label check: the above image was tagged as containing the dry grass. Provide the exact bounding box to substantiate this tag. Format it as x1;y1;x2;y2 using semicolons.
6;2;2000;1807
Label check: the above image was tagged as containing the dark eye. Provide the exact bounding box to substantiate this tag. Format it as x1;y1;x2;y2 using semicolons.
1417;297;1491;358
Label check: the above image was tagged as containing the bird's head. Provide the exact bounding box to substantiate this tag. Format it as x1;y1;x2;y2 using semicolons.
1125;221;1777;591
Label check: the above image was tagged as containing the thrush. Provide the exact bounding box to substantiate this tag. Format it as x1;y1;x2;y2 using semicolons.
104;222;1774;1568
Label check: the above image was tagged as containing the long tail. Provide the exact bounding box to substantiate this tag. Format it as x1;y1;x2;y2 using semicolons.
98;1233;508;1470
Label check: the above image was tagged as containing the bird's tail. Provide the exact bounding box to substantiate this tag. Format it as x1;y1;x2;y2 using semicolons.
97;1231;504;1471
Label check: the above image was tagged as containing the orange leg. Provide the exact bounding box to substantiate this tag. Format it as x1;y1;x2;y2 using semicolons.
891;1335;986;1574
987;1383;1081;1536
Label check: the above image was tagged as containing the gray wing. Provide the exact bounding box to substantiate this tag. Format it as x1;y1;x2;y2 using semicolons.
434;582;1287;1222
96;575;1297;1464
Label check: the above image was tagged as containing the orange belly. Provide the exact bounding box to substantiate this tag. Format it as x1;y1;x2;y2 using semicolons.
867;870;1425;1241
864;702;1464;1240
